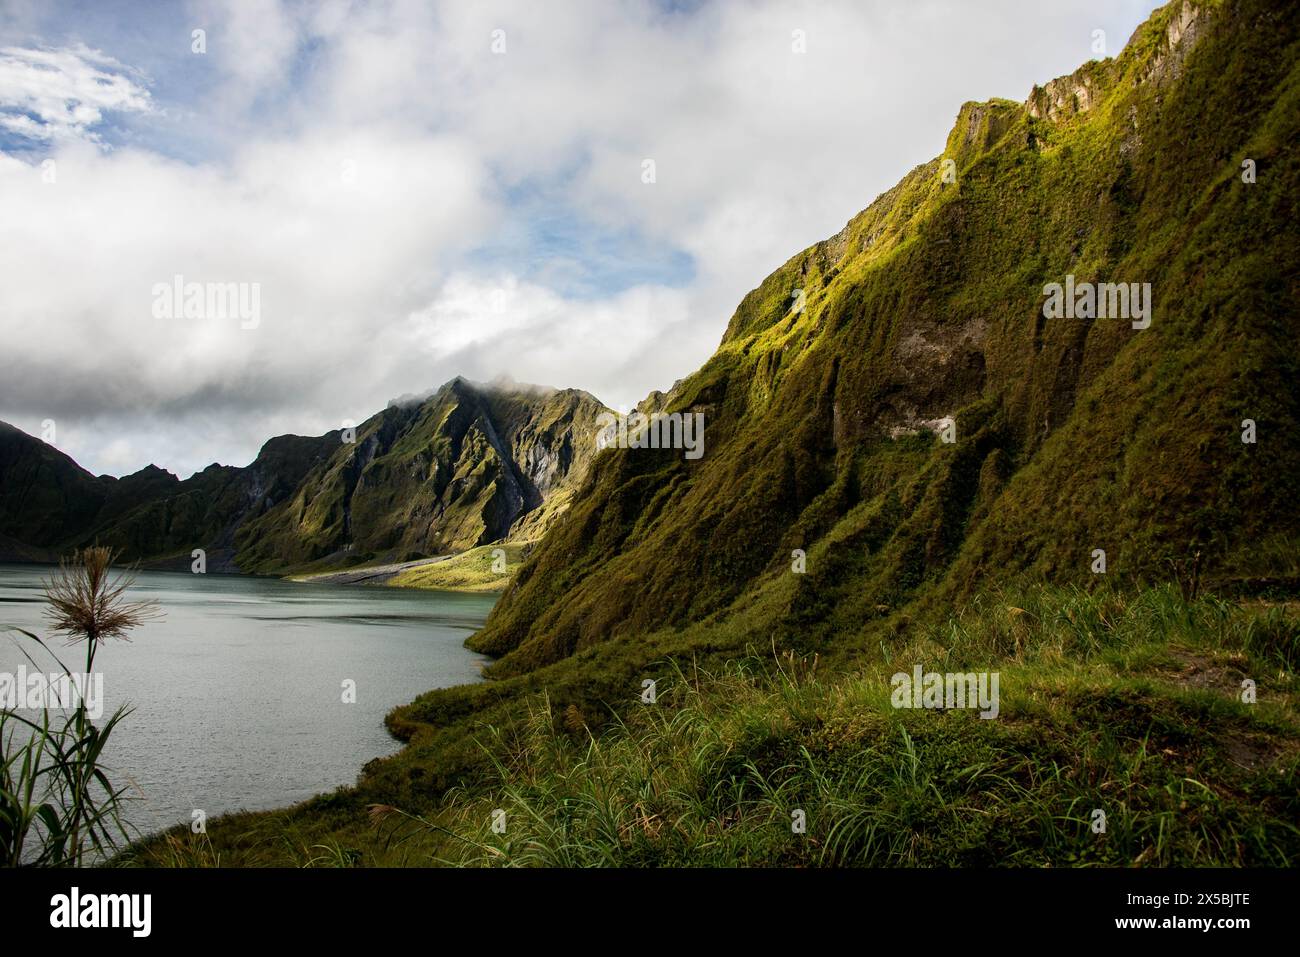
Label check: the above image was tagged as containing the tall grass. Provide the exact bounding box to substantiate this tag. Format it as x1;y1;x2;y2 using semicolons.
408;586;1300;867
0;548;157;867
121;582;1299;867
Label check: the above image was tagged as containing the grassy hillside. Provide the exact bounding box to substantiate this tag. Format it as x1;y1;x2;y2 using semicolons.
0;422;336;570
470;0;1300;675
235;378;610;574
387;543;530;592
128;585;1299;867
410;588;1300;867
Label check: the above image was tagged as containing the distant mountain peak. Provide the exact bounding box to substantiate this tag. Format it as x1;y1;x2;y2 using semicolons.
0;373;613;572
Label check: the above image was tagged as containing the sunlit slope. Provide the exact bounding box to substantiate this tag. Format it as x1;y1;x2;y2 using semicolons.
472;0;1300;675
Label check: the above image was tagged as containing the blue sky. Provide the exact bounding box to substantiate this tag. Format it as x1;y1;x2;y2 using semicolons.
1;0;702;299
0;0;1161;477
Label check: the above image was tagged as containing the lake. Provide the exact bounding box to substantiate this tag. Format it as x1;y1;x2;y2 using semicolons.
0;563;493;844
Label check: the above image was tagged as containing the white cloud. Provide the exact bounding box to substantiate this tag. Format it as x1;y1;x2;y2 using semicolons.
396;274;696;412
0;43;152;143
198;0;301;109
0;1;1162;477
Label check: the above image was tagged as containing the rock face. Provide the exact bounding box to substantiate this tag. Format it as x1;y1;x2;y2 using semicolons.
469;0;1300;676
1025;0;1209;123
234;377;610;572
0;378;610;573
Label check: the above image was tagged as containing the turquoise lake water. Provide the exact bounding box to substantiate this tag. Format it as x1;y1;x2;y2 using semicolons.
0;563;493;843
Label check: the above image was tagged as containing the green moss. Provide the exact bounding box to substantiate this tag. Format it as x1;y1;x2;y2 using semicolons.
388;543;528;592
475;0;1300;675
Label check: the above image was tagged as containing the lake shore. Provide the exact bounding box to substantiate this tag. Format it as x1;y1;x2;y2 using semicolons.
290;555;451;586
288;543;529;594
0;563;495;846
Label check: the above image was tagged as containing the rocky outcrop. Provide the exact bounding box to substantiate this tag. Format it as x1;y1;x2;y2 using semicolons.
1026;68;1103;123
1026;0;1211;123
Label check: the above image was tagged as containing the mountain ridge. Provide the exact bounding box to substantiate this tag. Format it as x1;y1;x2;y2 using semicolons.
467;0;1300;675
0;377;612;573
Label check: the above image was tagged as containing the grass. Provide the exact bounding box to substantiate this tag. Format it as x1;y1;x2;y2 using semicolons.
421;585;1299;867
1;548;157;866
124;582;1300;867
467;0;1300;676
388;543;528;592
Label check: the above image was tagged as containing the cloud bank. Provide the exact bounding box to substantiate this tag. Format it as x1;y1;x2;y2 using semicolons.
0;0;1160;477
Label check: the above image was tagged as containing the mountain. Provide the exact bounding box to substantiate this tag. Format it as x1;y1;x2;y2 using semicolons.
234;377;611;573
123;0;1300;869
469;0;1300;675
0;378;611;572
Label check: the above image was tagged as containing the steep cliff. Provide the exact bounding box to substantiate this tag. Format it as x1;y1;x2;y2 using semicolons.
470;0;1300;674
234;378;610;573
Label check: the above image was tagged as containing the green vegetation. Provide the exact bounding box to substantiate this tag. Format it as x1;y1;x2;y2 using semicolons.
1;549;155;865
0;379;610;577
233;380;609;575
0;423;337;571
469;0;1300;676
429;591;1298;867
0;0;1276;868
112;0;1300;868
126;584;1299;867
388;543;529;592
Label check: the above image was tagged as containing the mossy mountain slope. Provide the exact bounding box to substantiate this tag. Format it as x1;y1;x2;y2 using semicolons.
471;0;1300;676
0;378;610;573
235;378;611;573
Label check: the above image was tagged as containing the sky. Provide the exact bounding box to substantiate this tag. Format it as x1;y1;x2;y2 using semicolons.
0;0;1162;479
